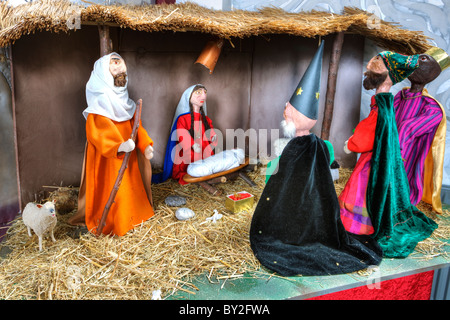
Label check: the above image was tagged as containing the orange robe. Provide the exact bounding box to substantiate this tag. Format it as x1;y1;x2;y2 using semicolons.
82;114;154;236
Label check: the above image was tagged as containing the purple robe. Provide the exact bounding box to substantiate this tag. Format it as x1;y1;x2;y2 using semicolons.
394;88;443;205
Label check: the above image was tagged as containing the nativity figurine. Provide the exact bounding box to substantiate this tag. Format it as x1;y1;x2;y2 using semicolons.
393;47;449;214
68;53;155;236
152;84;218;184
339;51;437;258
249;41;383;276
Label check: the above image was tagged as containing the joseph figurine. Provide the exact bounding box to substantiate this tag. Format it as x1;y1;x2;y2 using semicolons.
69;53;155;236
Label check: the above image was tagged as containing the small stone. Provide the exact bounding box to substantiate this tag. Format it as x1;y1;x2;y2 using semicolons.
165;195;186;207
175;207;195;221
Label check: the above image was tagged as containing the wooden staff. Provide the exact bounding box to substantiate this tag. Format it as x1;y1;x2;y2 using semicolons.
96;99;143;236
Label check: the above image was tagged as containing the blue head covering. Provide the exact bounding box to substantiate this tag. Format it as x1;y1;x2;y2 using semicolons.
152;85;207;183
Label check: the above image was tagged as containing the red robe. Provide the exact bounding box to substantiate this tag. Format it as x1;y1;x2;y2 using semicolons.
339;96;378;235
172;112;217;184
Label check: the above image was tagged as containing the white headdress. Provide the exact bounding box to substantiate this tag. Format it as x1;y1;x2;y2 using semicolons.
170;84;208;129
83;52;136;122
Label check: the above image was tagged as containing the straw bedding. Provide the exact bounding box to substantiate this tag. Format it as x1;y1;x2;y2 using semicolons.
0;167;264;300
0;0;431;54
0;165;448;300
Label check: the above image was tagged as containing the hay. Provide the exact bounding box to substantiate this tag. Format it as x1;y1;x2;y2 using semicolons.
0;167;266;300
334;168;450;261
46;186;78;215
1;166;448;300
413;204;450;261
0;0;431;54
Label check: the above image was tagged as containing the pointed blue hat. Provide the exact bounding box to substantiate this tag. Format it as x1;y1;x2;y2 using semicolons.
289;40;324;120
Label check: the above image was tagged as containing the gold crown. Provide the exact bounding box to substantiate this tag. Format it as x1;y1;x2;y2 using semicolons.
425;47;450;71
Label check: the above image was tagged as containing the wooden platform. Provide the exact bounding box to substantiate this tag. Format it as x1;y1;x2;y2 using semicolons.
171;209;450;300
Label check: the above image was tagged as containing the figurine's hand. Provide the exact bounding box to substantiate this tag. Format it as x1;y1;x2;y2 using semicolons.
343;140;352;154
193;143;201;153
145;145;154;160
118;139;135;153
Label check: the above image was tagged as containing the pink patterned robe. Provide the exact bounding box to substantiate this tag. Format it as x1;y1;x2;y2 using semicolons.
394;88;443;205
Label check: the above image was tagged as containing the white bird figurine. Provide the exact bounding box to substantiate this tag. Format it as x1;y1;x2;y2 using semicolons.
206;210;223;223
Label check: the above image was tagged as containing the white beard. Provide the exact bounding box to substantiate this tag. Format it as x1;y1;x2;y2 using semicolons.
280;120;296;139
272;120;297;157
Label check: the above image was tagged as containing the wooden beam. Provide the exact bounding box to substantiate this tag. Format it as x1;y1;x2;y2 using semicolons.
8;46;23;211
321;32;344;141
98;25;113;56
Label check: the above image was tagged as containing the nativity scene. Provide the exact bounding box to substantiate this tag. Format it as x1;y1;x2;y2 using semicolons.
0;0;449;301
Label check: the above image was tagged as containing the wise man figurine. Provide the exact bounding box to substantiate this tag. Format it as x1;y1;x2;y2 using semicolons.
340;50;438;258
249;41;383;277
394;47;449;214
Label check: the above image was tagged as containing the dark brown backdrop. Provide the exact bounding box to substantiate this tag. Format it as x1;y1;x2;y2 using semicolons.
11;26;364;208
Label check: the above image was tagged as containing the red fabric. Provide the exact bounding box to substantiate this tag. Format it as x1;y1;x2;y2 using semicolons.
347;104;378;153
172;112;217;185
308;271;434;300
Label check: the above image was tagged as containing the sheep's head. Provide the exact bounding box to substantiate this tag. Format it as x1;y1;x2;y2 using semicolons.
37;200;56;217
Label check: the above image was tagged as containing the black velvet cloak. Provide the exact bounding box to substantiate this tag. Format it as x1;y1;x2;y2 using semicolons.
250;134;383;276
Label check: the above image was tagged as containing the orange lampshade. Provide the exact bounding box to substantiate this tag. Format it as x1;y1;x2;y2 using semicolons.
195;38;224;74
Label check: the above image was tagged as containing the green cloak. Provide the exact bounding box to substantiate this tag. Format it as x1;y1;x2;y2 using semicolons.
366;92;438;258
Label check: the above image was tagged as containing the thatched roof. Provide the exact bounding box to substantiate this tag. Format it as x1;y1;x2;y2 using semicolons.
0;0;432;54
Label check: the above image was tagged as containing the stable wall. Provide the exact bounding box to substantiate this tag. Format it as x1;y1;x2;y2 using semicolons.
11;26;365;208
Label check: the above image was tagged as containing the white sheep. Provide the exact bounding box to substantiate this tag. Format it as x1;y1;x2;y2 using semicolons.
22;200;57;251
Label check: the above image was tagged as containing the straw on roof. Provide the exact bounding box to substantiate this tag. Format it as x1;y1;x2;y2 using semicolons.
0;0;431;54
